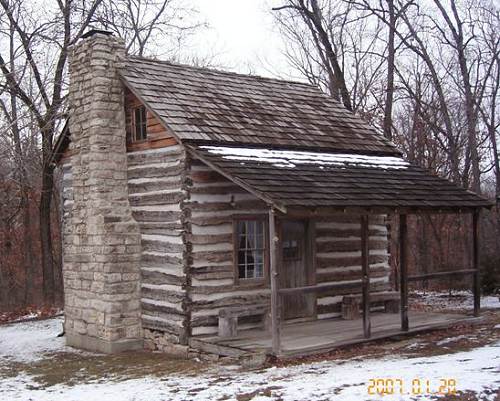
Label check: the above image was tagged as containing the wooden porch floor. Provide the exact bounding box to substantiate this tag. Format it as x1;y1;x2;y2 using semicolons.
192;311;483;358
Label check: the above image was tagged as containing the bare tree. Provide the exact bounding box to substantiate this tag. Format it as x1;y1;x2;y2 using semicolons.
272;0;500;286
477;5;500;199
383;0;396;141
273;0;354;110
0;0;106;304
94;0;204;57
0;0;206;306
0;20;37;304
431;0;498;193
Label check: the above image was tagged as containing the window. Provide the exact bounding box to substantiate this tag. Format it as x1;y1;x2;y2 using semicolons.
236;219;266;280
132;106;147;141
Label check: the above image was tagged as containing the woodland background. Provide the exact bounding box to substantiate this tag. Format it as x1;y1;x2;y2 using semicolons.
0;0;499;311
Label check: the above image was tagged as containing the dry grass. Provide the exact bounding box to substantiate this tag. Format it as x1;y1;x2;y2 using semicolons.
0;350;204;389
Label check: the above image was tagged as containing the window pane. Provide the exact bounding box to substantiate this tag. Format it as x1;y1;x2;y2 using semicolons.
253;250;263;265
246;249;255;265
256;221;264;236
239;264;246;279
134;107;147;141
256;233;264;249
246;221;255;248
255;263;263;278
238;221;246;236
238;250;246;266
239;234;246;250
236;219;266;280
246;264;254;278
141;108;147;136
245;234;253;250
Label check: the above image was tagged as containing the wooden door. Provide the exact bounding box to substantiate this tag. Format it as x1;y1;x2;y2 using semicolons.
280;220;315;320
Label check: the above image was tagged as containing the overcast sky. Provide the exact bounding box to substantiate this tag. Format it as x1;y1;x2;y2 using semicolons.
188;0;300;80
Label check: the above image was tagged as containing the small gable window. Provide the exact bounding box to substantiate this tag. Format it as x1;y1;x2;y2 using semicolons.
235;218;266;281
132;106;147;141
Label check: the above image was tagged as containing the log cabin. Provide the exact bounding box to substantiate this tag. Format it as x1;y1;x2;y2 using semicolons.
53;30;492;359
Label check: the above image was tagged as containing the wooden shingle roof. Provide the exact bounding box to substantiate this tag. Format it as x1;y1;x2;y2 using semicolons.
189;145;492;212
118;57;491;211
120;57;398;155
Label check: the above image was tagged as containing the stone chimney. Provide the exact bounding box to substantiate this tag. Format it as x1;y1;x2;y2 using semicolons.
64;32;143;353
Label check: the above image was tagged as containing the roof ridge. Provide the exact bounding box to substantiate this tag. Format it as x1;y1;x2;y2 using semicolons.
126;55;323;91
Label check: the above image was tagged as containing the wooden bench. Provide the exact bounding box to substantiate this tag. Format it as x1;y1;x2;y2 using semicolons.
218;304;270;338
342;291;400;320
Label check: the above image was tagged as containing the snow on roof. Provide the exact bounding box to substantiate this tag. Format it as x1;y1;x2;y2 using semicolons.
200;146;410;170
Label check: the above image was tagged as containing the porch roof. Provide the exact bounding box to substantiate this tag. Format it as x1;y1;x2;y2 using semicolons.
188;144;492;213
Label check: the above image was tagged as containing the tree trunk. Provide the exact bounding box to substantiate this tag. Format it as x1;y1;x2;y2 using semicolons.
305;0;353;110
383;0;396;141
433;0;481;192
52;183;64;306
21;186;36;305
40;149;55;305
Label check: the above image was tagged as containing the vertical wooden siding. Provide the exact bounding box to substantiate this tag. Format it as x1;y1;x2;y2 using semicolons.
125;88;177;150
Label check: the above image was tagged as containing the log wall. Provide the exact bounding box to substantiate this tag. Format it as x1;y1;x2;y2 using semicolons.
124;90;192;348
185;158;391;336
315;215;391;319
61;89;391;344
186;159;270;336
127;143;189;345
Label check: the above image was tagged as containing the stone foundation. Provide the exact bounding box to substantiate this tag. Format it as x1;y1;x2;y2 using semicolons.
143;329;189;357
67;332;143;354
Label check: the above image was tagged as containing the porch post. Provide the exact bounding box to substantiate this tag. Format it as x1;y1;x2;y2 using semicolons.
269;208;281;355
361;215;371;338
399;214;409;331
472;210;481;317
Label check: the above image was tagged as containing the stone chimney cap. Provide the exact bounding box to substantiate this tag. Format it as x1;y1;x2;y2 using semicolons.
81;29;113;39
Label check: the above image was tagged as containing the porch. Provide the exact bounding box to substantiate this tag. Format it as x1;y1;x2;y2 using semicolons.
187;145;492;359
192;310;483;358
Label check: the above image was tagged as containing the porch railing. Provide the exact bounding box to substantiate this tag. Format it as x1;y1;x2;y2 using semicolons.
407;269;477;281
268;209;482;357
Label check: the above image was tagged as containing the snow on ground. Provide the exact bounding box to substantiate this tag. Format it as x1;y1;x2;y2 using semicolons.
483;297;500;309
0;317;69;363
0;316;499;401
1;340;499;401
411;290;500;311
435;334;470;346
0;308;62;324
